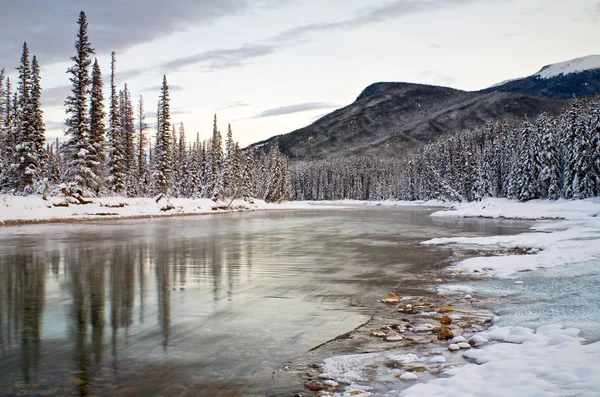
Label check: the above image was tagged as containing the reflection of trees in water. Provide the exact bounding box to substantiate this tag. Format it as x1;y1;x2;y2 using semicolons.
0;229;254;393
156;243;171;350
0;252;46;385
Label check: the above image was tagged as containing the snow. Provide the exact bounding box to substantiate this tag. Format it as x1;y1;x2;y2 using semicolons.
535;54;600;79
488;55;600;88
318;198;600;397
401;324;600;397
0;194;321;224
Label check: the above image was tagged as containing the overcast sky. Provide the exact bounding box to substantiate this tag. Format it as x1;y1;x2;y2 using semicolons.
1;0;599;147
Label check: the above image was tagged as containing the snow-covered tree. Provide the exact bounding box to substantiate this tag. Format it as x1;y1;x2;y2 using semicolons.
136;95;149;196
63;11;95;193
106;51;125;194
210;114;223;200
88;58;106;194
153;75;172;195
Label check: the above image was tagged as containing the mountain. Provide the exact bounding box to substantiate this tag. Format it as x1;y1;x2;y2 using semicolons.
252;82;566;159
481;55;600;99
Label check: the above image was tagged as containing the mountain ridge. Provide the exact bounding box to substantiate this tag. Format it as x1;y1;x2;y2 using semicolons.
251;55;600;159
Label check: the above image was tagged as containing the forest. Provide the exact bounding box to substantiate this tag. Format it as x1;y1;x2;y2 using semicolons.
0;12;293;203
291;98;600;202
1;11;599;204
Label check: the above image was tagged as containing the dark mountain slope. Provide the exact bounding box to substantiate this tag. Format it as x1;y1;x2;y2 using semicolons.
252;82;566;159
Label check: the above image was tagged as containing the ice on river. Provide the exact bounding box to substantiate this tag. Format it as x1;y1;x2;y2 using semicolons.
323;198;600;397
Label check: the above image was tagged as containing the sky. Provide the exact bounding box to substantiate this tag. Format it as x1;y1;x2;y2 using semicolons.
1;0;599;147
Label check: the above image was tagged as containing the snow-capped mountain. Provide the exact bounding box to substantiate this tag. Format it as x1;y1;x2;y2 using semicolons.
483;55;600;98
535;55;600;79
251;55;600;160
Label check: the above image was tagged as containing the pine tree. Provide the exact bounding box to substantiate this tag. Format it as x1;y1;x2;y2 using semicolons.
88;59;106;195
136;95;148;195
0;70;7;185
14;42;38;192
560;100;583;199
210;114;223;200
153;75;171;195
174;122;186;196
106;51;125;194
30;56;47;180
537;114;561;200
63;11;95;193
120;84;136;195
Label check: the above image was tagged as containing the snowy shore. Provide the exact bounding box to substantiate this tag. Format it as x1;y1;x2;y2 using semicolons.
0;194;317;225
310;198;600;397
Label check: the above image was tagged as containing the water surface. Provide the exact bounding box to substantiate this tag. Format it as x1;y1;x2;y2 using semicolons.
0;206;529;396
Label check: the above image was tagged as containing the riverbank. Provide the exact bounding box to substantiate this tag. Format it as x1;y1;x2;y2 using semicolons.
0;194;317;226
269;198;600;397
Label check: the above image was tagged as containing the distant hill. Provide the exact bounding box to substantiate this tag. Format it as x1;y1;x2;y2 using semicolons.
481;55;600;99
252;83;566;159
251;55;600;160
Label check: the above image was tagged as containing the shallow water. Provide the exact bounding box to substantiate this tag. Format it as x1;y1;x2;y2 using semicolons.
0;206;529;396
466;259;600;343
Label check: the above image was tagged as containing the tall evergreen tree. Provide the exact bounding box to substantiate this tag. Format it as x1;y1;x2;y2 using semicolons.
30;55;46;174
106;51;125;194
210;114;223;200
88;58;106;194
14;42;38;191
120;84;136;195
63;11;95;192
136;95;148;195
153;75;171;195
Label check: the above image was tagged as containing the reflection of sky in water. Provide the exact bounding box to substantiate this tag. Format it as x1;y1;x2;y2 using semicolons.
457;260;600;343
0;208;530;396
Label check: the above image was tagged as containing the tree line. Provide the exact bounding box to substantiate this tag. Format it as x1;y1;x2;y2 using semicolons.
291;97;600;202
0;11;292;202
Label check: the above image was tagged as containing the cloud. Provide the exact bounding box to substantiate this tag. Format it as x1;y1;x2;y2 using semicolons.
161;0;475;72
41;85;71;108
430;43;442;50
0;1;286;65
419;70;458;87
216;101;250;110
45;120;66;131
250;102;337;119
142;84;184;93
161;43;277;72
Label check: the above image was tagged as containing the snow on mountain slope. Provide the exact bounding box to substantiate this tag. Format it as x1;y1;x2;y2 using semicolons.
535;55;600;79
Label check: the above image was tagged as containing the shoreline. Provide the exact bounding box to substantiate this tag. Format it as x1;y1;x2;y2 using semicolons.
268;197;600;396
0;194;324;227
266;240;501;397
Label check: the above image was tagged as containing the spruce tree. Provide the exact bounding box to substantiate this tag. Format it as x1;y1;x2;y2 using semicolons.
136;95;148;195
0;70;6;184
14;42;38;192
120;84;136;195
88;58;106;195
106;51;125;194
210;114;223;200
153;75;171;195
64;11;95;193
30;56;47;175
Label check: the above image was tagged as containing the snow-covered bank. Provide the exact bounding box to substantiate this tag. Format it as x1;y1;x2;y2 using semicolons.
0;194;316;225
314;198;600;397
404;198;600;396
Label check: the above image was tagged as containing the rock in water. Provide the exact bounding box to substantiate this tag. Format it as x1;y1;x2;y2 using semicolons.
437;326;454;340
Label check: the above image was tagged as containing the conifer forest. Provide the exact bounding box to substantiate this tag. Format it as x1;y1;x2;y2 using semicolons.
0;12;293;203
1;11;599;204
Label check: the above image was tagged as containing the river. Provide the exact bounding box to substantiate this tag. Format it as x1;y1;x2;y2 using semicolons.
0;206;530;396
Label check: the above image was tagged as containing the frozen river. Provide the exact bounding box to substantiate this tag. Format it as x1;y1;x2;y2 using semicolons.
0;206;530;396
